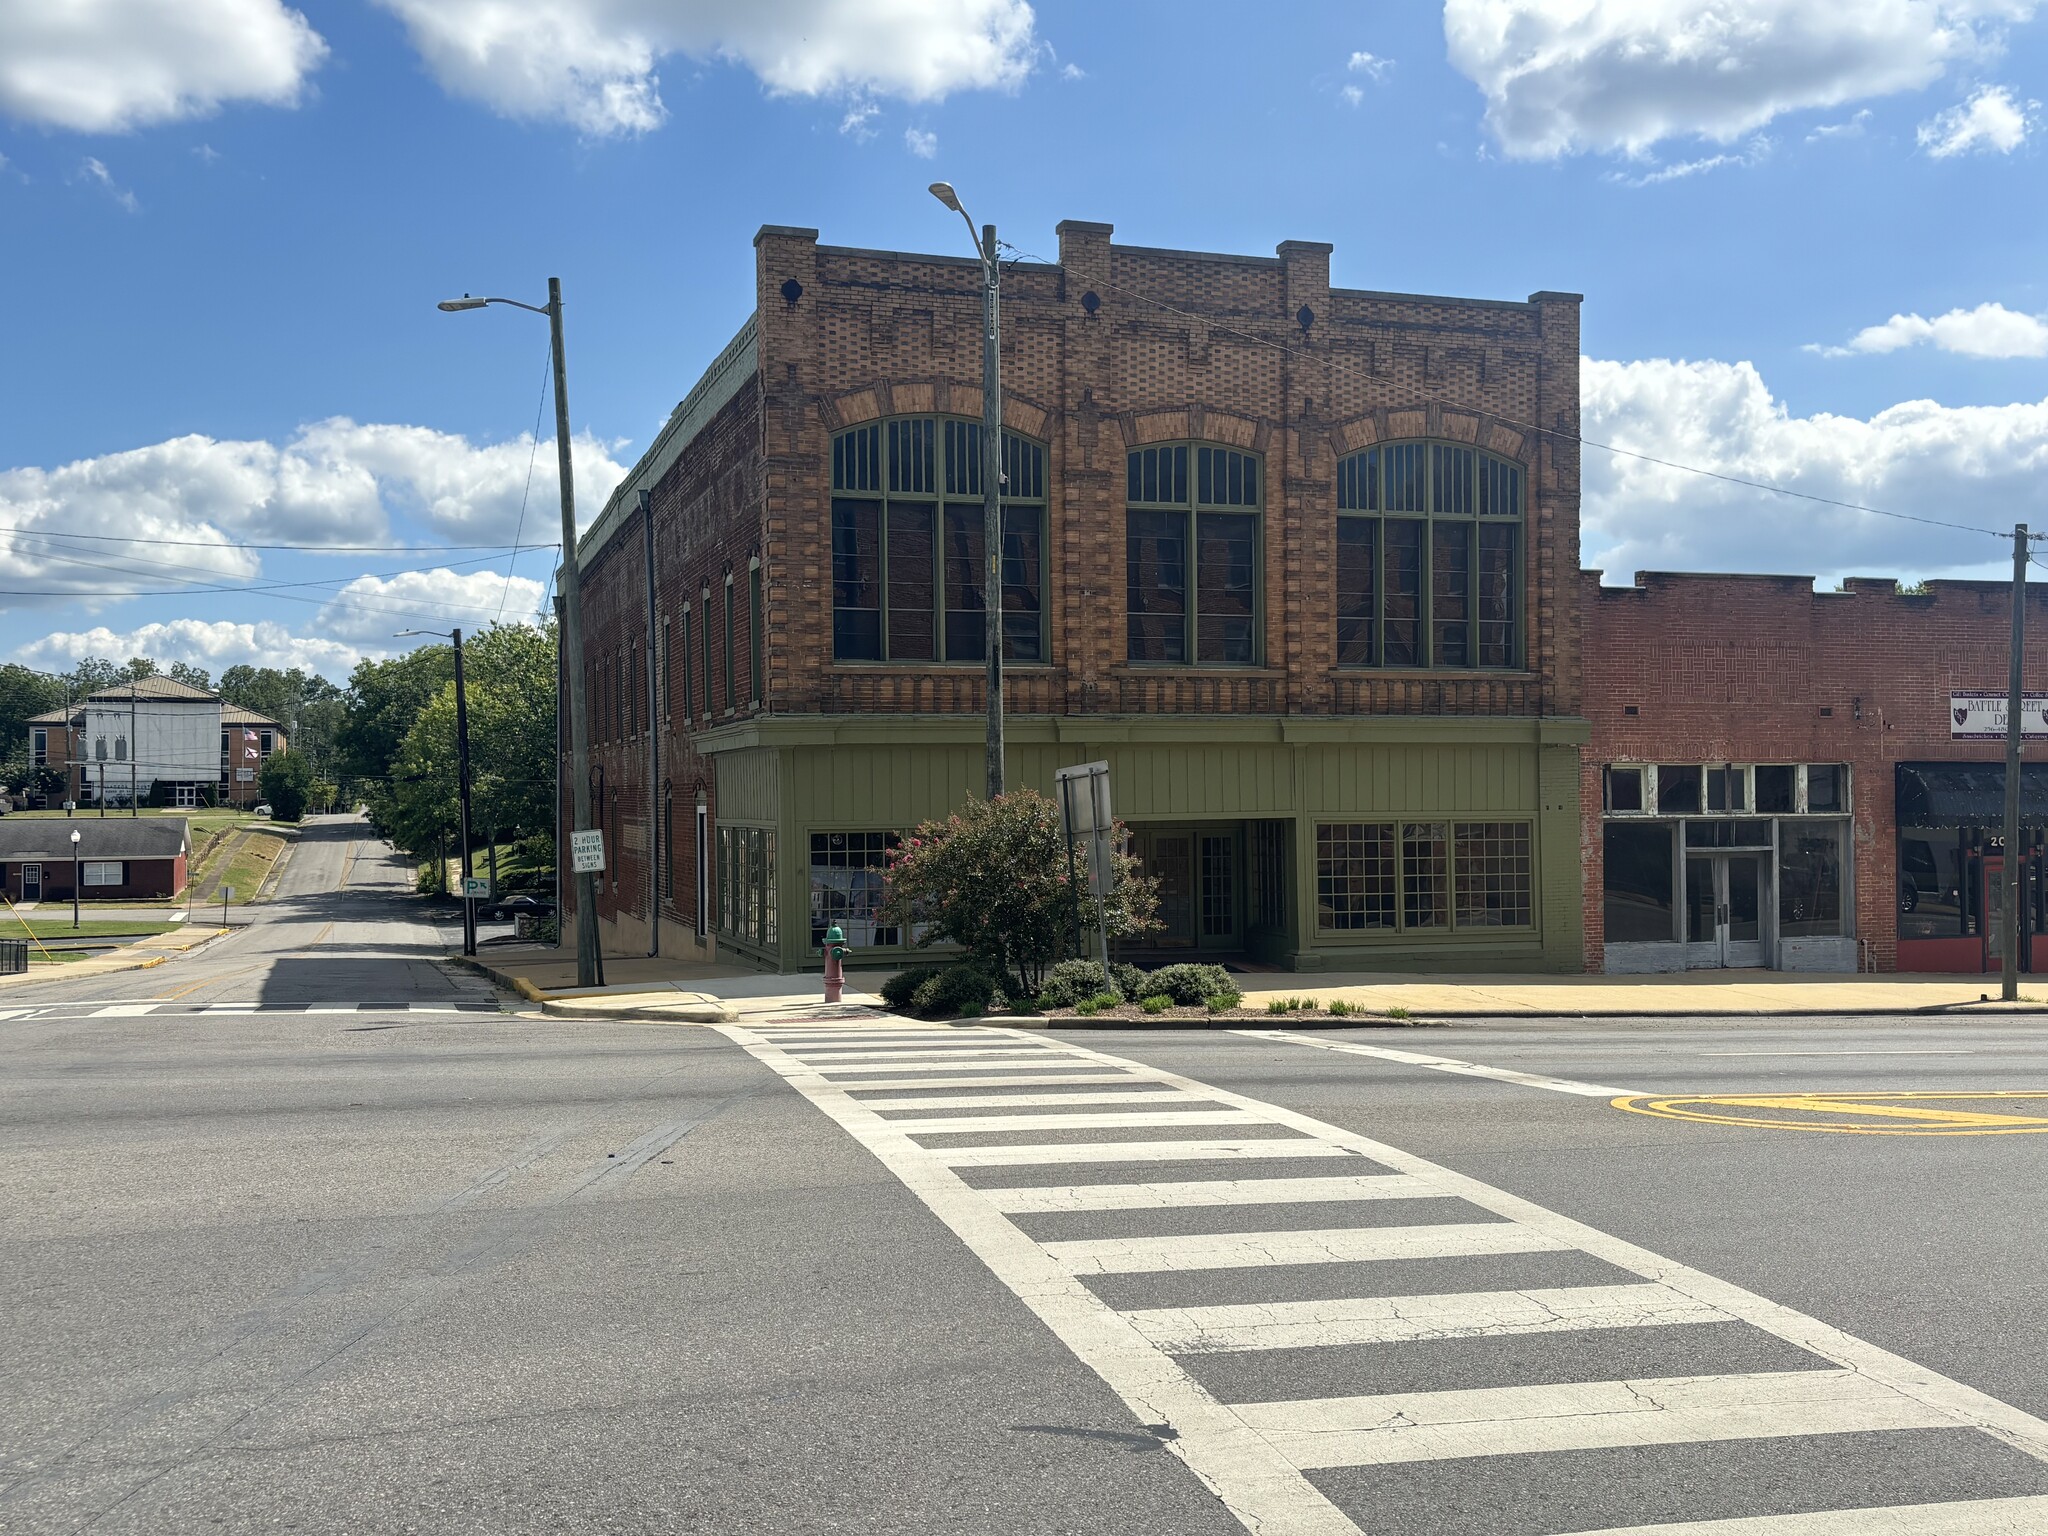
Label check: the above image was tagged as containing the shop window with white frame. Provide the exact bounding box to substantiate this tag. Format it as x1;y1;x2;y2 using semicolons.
82;861;123;887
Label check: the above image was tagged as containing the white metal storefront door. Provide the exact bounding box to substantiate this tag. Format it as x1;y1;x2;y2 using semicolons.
1686;853;1765;968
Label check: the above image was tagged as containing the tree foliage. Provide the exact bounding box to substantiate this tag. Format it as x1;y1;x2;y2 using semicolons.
258;750;315;822
878;789;1159;990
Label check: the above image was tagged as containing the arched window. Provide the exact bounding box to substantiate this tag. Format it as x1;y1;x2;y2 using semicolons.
1336;441;1521;669
1126;443;1262;664
830;416;1048;662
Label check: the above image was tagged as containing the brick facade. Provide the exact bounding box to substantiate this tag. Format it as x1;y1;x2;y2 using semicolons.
1583;571;2048;973
567;220;1587;970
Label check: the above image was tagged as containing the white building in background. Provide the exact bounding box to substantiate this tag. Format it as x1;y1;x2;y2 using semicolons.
26;678;287;809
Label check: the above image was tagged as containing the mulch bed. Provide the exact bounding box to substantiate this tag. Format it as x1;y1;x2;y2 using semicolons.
967;1003;1410;1027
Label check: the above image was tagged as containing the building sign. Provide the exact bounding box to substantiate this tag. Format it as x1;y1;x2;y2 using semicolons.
1950;692;2048;740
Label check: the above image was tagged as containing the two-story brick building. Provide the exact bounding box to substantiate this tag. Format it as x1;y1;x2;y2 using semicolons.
567;221;1589;973
24;678;286;810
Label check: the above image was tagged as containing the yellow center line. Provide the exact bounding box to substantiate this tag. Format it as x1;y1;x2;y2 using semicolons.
1616;1089;2048;1135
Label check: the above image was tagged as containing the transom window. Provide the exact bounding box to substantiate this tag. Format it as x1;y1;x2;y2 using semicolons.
1336;440;1521;669
1127;443;1263;665
831;417;1047;663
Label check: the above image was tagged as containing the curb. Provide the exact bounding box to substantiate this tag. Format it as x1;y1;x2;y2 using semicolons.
537;998;735;1023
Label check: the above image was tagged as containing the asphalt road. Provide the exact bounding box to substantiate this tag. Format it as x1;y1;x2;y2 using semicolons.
10;894;2048;1534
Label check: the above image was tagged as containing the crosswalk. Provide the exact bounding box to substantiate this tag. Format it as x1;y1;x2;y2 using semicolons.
726;1022;2048;1536
0;1001;503;1021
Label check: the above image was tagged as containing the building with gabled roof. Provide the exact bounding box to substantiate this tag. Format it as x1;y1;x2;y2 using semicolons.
24;681;286;810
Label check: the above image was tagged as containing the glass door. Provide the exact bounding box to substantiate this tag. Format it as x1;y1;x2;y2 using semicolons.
1686;853;1765;968
1140;831;1197;948
21;863;41;902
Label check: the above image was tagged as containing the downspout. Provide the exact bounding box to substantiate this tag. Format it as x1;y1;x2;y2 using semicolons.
643;488;659;958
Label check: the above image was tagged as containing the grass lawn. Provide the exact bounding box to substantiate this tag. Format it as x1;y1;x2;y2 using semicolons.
211;831;288;904
0;919;179;938
438;838;554;896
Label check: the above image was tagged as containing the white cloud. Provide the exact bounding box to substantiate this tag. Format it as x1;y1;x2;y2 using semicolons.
73;156;138;213
1807;107;1871;140
904;125;938;157
1348;50;1392;80
317;568;549;643
373;0;1038;137
1060;62;1085;81
1608;135;1769;187
0;0;326;133
1809;301;2048;359
839;98;879;139
1582;354;2048;580
0;421;630;603
1444;0;2029;159
1918;82;2037;155
19;620;366;682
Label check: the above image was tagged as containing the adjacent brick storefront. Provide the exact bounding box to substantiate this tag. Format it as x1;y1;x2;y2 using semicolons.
567;221;1590;972
1584;572;2048;975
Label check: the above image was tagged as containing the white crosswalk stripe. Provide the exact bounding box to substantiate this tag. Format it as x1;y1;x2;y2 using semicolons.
982;1173;1435;1215
1120;1281;1731;1353
1236;1369;1952;1469
1560;1496;2048;1534
727;1021;2048;1536
90;1003;159;1017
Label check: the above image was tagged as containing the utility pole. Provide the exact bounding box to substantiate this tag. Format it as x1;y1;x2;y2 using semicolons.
979;220;1005;798
128;682;137;816
453;627;475;958
2003;524;2028;1002
550;279;603;987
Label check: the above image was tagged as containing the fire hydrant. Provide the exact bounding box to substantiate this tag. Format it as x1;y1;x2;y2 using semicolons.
823;923;848;1004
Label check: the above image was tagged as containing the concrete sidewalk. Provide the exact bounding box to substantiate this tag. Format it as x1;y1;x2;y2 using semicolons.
0;924;231;988
455;945;2048;1024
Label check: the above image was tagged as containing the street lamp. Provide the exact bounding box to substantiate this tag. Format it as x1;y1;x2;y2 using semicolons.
436;280;601;987
395;627;475;957
928;182;1006;797
69;827;79;929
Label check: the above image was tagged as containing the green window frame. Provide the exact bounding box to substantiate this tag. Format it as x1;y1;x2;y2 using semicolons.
723;572;736;707
1126;443;1263;665
680;603;693;720
829;416;1048;663
716;824;776;950
1336;440;1522;669
1315;820;1533;934
749;557;765;705
700;587;713;716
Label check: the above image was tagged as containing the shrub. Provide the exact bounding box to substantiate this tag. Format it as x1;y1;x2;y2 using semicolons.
880;965;945;1013
1075;997;1101;1017
1204;991;1241;1012
1327;999;1353;1017
1140;995;1171;1015
1266;997;1290;1014
1087;991;1121;1010
911;963;998;1018
1385;1005;1412;1021
1039;959;1113;1009
879;789;1160;992
1144;962;1235;1006
1108;961;1148;1001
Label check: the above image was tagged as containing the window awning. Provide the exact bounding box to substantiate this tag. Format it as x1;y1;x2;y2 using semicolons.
1895;762;2048;828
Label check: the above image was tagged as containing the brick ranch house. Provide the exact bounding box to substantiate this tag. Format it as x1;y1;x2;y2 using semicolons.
564;221;1589;974
0;816;188;902
1582;571;2048;977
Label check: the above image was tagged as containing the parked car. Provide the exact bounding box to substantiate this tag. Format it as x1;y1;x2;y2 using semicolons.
478;894;556;922
252;803;273;819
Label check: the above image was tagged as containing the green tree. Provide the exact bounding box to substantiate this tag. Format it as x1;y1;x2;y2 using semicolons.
219;666;345;772
466;622;557;846
336;646;455;790
878;789;1159;991
166;661;213;691
258;750;315;822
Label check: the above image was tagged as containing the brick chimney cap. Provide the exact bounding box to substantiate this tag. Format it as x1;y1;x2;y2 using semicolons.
754;224;820;248
1277;240;1334;257
1528;289;1584;304
1056;219;1113;236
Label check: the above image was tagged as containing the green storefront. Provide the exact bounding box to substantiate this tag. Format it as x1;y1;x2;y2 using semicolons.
697;714;1585;974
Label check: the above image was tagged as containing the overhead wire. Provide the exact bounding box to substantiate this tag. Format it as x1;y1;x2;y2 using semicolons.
1002;242;2013;543
498;338;554;623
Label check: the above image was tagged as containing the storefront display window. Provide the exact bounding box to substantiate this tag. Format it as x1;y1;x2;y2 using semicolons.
1780;825;1845;937
1603;823;1675;943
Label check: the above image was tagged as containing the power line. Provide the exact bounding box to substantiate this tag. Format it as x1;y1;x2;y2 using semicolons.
0;524;555;553
1005;243;2011;543
499;339;554;624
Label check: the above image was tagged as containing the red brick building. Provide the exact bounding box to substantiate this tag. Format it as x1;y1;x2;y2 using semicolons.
1583;571;2048;976
567;221;1589;972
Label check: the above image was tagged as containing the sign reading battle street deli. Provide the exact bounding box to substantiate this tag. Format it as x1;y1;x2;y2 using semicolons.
1950;692;2048;739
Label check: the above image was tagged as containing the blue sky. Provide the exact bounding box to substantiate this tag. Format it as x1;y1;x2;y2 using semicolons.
3;0;2046;680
